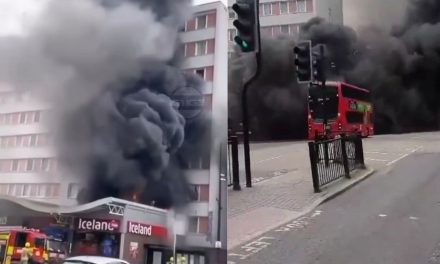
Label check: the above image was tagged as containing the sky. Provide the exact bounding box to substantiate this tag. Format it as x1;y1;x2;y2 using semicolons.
0;0;226;36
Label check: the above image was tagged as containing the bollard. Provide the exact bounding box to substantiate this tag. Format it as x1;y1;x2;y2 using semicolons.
230;136;241;191
308;141;321;193
355;136;366;169
340;135;351;178
324;141;330;167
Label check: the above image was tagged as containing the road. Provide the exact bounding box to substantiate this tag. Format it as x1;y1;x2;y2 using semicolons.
229;132;440;263
235;132;430;185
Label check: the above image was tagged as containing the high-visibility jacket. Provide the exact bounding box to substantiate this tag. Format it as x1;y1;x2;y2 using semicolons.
20;247;33;261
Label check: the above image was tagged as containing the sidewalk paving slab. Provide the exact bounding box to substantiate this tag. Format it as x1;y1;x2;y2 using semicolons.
228;167;375;250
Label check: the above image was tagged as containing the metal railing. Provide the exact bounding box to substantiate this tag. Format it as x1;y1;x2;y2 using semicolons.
308;134;365;192
227;135;241;190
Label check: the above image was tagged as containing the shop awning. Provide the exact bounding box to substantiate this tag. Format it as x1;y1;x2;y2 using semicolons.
0;195;167;216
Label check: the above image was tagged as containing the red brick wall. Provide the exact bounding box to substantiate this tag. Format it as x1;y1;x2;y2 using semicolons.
207;12;216;28
272;2;280;15
289;0;297;13
198;217;209;233
205;66;214;81
306;0;314;12
186;18;196;31
207;39;215;54
199;185;209;201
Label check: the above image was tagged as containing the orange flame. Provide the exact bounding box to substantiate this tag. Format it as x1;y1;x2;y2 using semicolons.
131;192;138;202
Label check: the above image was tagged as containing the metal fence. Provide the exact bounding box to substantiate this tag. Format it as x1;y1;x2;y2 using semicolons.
227;135;241;190
308;135;365;193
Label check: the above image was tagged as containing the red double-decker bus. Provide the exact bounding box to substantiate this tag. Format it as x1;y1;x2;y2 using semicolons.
307;81;374;140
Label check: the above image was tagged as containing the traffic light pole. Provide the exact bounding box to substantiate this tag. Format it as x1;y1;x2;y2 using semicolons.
319;44;328;139
241;52;260;188
242;13;261;188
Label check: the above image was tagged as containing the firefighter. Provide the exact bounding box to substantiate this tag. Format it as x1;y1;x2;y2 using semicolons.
21;242;33;264
166;256;187;264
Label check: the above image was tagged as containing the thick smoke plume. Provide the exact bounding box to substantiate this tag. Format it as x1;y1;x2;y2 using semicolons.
229;0;440;139
228;36;308;140
0;0;210;208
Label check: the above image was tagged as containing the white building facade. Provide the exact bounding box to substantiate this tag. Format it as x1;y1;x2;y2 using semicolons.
180;0;228;260
0;85;81;205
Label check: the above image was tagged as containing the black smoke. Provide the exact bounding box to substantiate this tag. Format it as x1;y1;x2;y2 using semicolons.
228;36;308;140
229;0;440;139
0;0;210;209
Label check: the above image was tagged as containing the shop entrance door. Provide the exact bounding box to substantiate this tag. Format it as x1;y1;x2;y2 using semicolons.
145;246;172;264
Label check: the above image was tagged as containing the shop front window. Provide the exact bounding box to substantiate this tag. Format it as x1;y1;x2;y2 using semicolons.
152;251;162;264
73;232;120;258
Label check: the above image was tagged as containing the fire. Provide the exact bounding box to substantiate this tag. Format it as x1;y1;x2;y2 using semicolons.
132;193;138;202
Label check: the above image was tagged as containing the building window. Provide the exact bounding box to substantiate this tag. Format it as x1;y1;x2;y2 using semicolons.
261;26;273;36
228;29;237;42
47;184;59;197
11;160;19;172
190;185;199;201
196;15;207;30
280;25;289;34
23;185;31;197
280;1;289;14
15;184;24;196
42;158;50;172
34;111;40;122
26;159;34;171
188;217;198;233
7;185;15;196
0;185;7;195
195;41;207;56
68;183;80;199
30;185;38;196
30;135;37;147
1;138;7;148
19;112;26;124
195;68;206;79
16;136;23;147
297;0;306;12
262;3;272;16
229;8;236;19
37;185;47;197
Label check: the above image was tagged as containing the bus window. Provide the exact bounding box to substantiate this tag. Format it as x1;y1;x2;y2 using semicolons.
341;84;371;102
309;85;339;121
346;112;364;124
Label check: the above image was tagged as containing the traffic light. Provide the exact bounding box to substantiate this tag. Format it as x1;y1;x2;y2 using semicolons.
311;44;326;82
294;41;312;83
232;0;259;53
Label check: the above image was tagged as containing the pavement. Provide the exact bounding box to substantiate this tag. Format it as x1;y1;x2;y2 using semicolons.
227;132;440;264
227;132;440;259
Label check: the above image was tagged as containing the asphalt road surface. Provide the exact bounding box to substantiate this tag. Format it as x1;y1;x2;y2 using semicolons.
229;140;440;263
235;132;431;185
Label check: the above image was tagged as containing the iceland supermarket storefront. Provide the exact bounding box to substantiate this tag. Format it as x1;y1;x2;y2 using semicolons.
0;196;207;264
